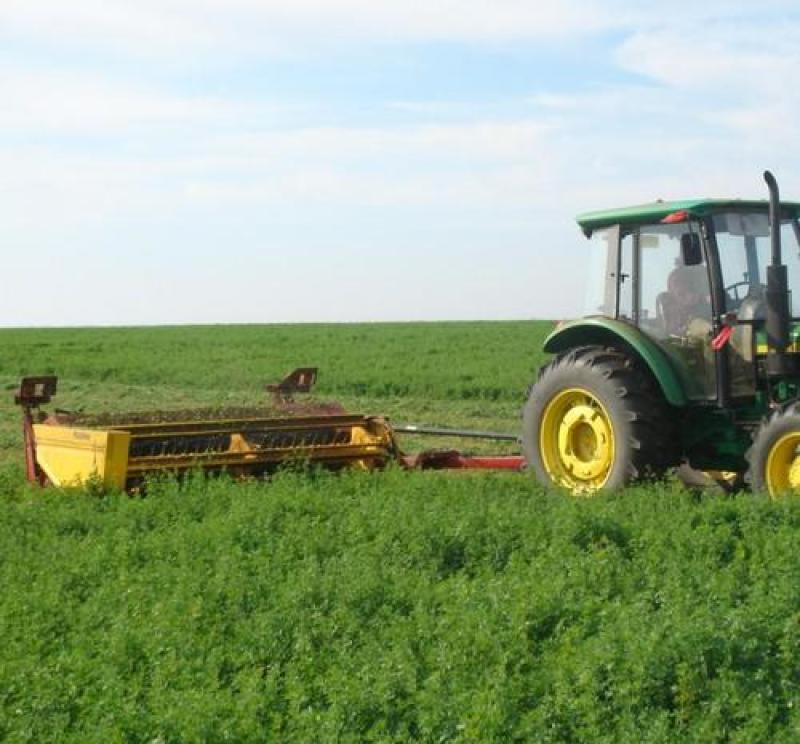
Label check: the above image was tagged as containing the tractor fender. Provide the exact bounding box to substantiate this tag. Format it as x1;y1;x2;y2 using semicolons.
543;317;688;407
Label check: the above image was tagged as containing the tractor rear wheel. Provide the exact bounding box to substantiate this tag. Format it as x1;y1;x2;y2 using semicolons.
522;345;676;493
747;405;800;497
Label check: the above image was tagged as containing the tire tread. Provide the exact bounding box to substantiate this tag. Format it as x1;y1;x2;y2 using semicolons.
525;345;678;487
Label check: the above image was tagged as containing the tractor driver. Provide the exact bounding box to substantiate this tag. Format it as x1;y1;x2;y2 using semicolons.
660;241;713;338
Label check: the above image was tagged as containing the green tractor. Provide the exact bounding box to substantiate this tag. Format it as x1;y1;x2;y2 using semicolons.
522;171;800;496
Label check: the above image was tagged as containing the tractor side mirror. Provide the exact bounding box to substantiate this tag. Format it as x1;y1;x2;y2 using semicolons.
680;233;702;266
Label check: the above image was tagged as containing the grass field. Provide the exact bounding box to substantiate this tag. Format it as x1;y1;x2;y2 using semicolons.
2;321;800;742
0;321;550;468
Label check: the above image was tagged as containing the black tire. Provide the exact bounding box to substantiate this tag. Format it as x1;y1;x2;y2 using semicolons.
522;345;677;492
746;404;800;496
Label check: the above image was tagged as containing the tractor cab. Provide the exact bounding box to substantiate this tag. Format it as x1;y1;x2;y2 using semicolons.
579;199;800;402
523;173;800;497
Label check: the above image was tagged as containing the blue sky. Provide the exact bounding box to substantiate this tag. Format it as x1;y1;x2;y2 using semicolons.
2;1;799;326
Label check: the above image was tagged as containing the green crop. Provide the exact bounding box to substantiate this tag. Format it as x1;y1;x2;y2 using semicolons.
0;321;551;402
1;322;800;742
2;472;800;742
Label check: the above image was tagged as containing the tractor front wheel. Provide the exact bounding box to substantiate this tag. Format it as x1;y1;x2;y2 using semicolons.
747;405;800;497
522;346;675;493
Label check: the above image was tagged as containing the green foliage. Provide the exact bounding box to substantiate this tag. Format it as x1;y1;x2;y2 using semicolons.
1;471;800;742
0;321;552;403
2;321;800;741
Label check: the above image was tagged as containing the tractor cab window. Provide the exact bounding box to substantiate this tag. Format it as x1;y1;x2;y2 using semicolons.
583;227;617;317
636;223;711;338
637;222;716;400
713;211;800;397
582;220;716;399
714;211;800;317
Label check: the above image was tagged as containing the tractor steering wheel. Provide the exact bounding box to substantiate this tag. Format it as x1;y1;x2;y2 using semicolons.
724;281;751;307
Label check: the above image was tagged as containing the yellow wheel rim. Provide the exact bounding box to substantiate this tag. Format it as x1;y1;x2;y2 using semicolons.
539;387;615;493
765;432;800;497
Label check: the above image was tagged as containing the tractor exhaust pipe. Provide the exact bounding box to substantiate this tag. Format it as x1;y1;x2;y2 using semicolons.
764;170;792;376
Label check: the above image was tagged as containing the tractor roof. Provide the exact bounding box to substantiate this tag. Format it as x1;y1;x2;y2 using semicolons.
577;198;800;237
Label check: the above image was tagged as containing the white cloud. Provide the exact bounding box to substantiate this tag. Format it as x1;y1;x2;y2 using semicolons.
0;116;556;238
203;120;552;164
0;71;212;133
616;23;800;92
3;9;798;210
0;67;299;134
200;0;613;42
0;1;214;54
0;1;797;76
613;20;800;158
0;0;619;59
183;162;547;209
2;0;795;60
2;2;800;325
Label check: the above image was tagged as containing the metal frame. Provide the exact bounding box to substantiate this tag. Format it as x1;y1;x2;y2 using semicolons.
15;376;58;486
700;216;732;408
